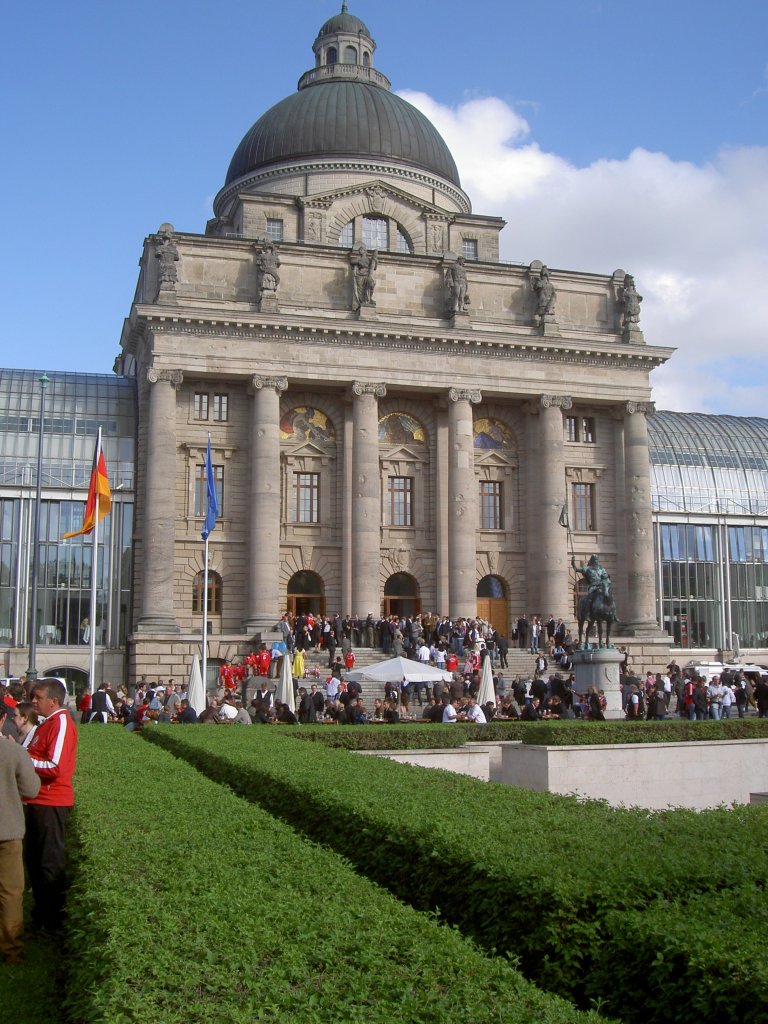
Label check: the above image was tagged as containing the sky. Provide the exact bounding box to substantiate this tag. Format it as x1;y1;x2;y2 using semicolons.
2;0;766;415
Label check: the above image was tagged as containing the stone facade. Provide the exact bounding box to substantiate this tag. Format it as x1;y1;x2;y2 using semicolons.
118;8;673;681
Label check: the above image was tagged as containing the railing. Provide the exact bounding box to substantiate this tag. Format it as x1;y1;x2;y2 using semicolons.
298;64;391;91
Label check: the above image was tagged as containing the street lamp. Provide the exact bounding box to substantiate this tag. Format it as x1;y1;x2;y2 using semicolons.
26;372;50;682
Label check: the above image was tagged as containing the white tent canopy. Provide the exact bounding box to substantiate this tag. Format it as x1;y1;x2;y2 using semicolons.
345;656;452;684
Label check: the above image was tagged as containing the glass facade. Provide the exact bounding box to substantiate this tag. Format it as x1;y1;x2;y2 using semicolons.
649;412;768;650
0;369;136;649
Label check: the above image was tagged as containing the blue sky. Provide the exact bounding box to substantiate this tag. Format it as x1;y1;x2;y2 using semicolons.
2;0;767;413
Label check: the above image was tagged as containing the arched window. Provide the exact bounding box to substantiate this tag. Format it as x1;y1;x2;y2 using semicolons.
326;46;337;65
395;227;412;254
362;216;388;249
193;571;222;614
343;45;357;64
362;51;370;67
339;216;413;254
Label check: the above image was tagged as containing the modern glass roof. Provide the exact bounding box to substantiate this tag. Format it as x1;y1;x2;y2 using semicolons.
0;369;136;490
648;411;768;516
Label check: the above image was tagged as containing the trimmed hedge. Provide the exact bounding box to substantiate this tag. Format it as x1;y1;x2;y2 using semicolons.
587;889;768;1024
144;726;768;1022
289;721;532;749
65;728;609;1024
521;718;768;745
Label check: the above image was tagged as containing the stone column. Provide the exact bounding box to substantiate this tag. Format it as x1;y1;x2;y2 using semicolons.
243;375;287;633
623;401;658;632
535;395;571;618
447;387;481;619
434;406;450;616
138;368;183;632
341;400;354;615
351;382;386;618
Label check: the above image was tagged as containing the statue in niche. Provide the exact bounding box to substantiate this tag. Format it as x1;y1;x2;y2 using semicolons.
350;243;378;309
620;274;643;329
533;265;557;319
255;240;281;303
154;224;179;297
445;256;470;313
430;222;444;253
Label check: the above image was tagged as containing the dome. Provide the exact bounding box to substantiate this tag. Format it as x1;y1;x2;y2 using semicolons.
225;81;461;187
315;11;371;38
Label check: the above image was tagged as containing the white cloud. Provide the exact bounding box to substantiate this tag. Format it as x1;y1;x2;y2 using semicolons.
400;90;768;415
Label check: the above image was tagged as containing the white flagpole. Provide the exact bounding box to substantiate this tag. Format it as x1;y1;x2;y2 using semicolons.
88;427;102;695
202;533;209;696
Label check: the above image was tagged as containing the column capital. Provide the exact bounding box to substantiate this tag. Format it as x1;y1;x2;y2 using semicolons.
540;394;573;410
250;374;288;395
448;387;481;405
146;367;183;389
351;381;387;398
625;400;655;416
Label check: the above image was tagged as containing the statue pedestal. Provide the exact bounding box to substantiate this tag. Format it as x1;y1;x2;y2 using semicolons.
572;648;624;720
539;315;561;337
622;325;644;344
450;310;471;329
356;302;377;321
258;294;279;313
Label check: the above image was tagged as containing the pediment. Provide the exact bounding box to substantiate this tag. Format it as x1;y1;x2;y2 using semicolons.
380;443;429;463
282;439;334;459
474;449;518;469
301;179;449;219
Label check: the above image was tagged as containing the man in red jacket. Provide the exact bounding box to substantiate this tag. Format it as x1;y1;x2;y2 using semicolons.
23;678;78;932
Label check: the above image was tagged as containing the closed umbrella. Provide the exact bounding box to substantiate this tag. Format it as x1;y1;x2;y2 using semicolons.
188;653;206;716
276;649;296;714
477;653;495;707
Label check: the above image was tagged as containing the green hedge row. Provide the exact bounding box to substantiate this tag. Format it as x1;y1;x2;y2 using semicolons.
521;718;768;745
587;890;768;1024
144;727;768;1022
289;721;533;748
65;728;608;1024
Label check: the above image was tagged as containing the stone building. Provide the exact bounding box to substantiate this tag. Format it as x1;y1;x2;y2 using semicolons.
119;5;675;681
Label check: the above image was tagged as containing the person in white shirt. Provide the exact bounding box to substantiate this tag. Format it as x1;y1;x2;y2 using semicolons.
464;696;486;724
442;698;461;723
218;697;238;722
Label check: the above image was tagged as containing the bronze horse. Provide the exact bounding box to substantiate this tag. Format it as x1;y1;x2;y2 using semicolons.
577;583;618;649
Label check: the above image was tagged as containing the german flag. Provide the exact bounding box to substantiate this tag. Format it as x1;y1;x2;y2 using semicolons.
63;435;112;538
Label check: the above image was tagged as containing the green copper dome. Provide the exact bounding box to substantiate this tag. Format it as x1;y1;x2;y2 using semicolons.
224;6;461;190
225;81;461;187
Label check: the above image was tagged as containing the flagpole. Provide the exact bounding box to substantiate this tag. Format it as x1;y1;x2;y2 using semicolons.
88;427;102;695
202;532;209;696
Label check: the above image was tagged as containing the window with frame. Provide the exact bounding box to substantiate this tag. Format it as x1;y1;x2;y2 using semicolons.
266;218;283;242
395;227;413;254
479;481;503;530
572;483;596;531
362;216;388;250
565;415;578;442
386;476;413;527
290;473;320;524
193;393;209;421
194;464;224;518
581;417;596;443
339;221;354;247
462;238;479;261
193;570;221;614
212;394;228;422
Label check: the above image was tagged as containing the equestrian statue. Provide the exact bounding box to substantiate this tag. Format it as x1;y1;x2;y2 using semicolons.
572;554;618;649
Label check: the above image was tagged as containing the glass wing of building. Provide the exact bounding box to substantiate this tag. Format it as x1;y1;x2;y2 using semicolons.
649;411;768;651
0;369;136;651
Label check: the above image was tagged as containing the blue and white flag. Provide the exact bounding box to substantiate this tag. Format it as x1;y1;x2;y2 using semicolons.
202;434;219;540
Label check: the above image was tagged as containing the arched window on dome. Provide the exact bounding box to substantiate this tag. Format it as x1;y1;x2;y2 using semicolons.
193;571;221;615
396;227;412;255
326;46;337;65
362;51;370;67
362;216;388;250
343;45;358;64
339;216;413;255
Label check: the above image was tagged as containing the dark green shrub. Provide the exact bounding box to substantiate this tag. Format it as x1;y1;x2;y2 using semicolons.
144;726;768;1019
66;728;609;1024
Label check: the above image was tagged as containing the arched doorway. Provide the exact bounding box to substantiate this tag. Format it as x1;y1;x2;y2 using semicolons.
286;571;325;617
48;665;88;699
383;573;420;619
476;576;508;634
